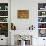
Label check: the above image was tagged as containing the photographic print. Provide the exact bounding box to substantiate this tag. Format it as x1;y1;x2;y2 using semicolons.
17;10;29;19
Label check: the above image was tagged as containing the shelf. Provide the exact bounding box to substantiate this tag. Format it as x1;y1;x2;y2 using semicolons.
0;16;8;17
0;22;8;23
0;3;8;37
38;16;46;17
38;10;46;11
38;3;46;37
38;28;46;29
38;22;46;23
0;10;8;11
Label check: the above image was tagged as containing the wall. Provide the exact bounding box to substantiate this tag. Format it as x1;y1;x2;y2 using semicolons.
11;0;38;45
11;0;38;30
11;0;46;46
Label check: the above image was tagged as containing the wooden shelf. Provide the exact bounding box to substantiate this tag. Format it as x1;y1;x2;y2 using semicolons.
38;22;46;23
38;16;46;17
0;22;8;23
0;10;8;11
38;10;46;11
0;16;8;17
38;28;46;29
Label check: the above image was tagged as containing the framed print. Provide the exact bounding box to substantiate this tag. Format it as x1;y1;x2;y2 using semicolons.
17;10;29;19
